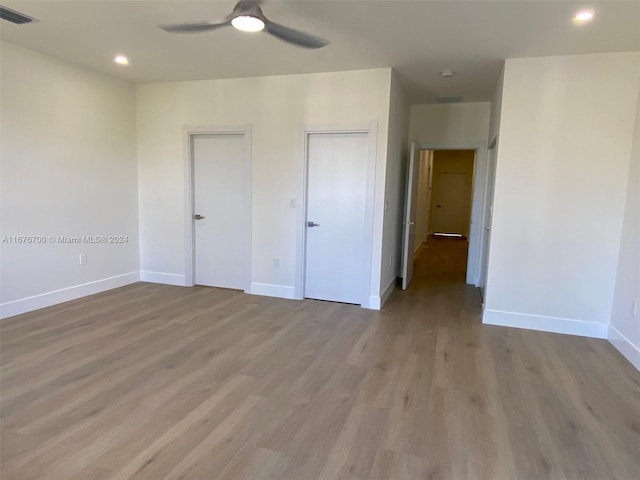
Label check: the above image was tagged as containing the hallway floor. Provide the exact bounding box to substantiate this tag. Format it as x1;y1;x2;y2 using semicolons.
406;234;471;285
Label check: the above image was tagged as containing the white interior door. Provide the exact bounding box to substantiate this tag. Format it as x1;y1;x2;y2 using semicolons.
432;172;469;234
401;143;419;290
479;144;498;296
305;132;369;304
193;133;249;290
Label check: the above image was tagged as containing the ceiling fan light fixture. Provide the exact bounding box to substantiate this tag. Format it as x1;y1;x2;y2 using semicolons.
160;1;328;48
231;15;265;33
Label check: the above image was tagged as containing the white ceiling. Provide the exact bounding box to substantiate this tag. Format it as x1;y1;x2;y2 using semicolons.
2;0;639;103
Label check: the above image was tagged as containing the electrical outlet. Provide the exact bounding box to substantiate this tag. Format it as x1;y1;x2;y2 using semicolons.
633;300;638;317
388;256;392;267
289;197;296;209
384;201;389;212
273;257;280;269
79;253;87;265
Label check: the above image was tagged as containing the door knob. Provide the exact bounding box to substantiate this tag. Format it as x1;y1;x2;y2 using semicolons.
307;221;320;227
194;214;205;220
436;204;442;208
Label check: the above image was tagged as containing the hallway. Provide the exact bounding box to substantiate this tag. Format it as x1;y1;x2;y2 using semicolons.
408;234;472;286
386;234;481;326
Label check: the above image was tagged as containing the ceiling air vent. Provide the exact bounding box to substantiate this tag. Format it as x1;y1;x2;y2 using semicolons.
436;96;463;104
0;5;38;24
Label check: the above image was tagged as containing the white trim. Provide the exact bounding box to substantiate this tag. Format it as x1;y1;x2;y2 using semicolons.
400;142;419;290
608;325;640;371
249;283;296;300
381;278;396;306
477;138;498;291
365;296;381;310
183;125;252;292
295;123;378;307
140;271;186;286
0;272;140;319
482;309;609;339
414;141;487;286
366;280;395;310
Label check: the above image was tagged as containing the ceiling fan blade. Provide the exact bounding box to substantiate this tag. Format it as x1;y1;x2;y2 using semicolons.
236;0;264;8
264;19;328;49
160;19;230;34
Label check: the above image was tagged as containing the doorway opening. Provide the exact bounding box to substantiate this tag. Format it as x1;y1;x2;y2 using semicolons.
402;143;487;290
420;149;474;278
428;149;475;235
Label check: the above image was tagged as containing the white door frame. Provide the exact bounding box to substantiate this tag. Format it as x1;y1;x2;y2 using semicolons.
183;125;252;291
478;136;498;294
415;141;487;286
401;142;419;290
294;123;378;306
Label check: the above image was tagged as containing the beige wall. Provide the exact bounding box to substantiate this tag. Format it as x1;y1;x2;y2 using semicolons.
429;150;475;237
414;150;433;251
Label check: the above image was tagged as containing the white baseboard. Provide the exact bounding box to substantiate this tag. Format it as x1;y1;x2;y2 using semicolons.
0;272;140;319
366;277;399;310
482;309;609;339
249;282;296;300
380;278;397;308
608;325;640;371
364;296;380;310
139;271;186;286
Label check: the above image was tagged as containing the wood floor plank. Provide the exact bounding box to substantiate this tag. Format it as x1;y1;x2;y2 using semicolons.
2;236;639;479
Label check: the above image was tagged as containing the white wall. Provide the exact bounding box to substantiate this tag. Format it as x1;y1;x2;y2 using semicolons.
479;67;505;291
484;52;640;338
0;42;139;318
136;69;392;303
610;83;640;370
409;102;491;146
378;71;410;305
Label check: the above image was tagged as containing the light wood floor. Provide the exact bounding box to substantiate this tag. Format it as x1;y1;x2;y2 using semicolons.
2;237;639;480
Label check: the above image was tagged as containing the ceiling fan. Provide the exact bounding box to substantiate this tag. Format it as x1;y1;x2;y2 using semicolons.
159;0;329;49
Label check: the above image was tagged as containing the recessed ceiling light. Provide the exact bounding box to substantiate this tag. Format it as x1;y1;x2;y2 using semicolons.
440;71;455;78
113;55;129;66
231;15;265;32
573;9;595;25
